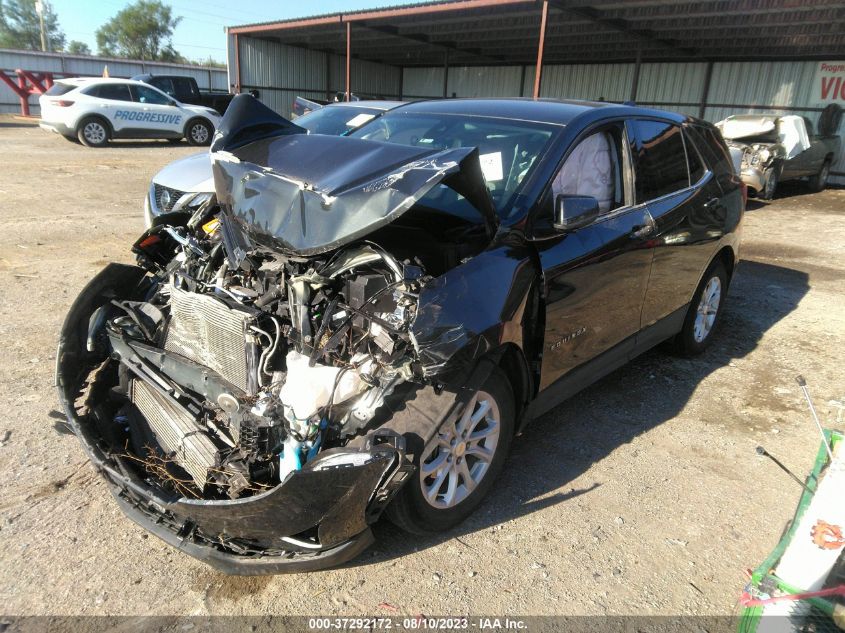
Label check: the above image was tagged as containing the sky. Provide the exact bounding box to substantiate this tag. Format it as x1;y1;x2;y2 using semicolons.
50;0;424;64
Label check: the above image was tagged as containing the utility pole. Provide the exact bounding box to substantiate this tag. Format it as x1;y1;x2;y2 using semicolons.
34;0;48;52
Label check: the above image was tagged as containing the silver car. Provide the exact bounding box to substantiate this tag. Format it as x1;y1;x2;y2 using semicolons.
144;100;404;226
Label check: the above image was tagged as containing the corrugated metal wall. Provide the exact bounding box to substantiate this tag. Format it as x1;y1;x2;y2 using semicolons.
403;59;844;182
233;36;401;117
0;48;228;114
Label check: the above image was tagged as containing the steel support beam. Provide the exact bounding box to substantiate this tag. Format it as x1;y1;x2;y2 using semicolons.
234;33;241;93
630;45;641;102
443;49;450;98
699;59;714;119
533;0;548;99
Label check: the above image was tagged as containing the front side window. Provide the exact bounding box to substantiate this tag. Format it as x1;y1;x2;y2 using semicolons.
131;84;172;105
628;120;689;203
552;124;627;214
92;83;132;102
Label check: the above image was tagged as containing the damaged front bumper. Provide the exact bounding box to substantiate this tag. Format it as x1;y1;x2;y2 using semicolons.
740;165;767;194
55;263;414;574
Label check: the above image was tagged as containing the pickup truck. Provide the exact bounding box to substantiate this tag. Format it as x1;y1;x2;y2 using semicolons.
131;74;235;115
716;107;841;199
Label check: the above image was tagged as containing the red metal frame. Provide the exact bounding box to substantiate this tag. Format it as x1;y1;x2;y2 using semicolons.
0;69;55;116
345;22;352;102
533;1;548;99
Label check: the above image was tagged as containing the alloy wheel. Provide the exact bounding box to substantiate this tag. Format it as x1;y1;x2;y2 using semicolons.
419;390;501;509
693;276;721;343
84;122;106;145
190;123;209;144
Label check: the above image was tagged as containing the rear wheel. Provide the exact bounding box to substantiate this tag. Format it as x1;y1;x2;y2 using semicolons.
673;260;728;356
77;117;109;147
386;368;514;534
185;119;212;146
808;160;831;192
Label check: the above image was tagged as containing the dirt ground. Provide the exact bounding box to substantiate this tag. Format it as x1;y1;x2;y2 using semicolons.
0;115;843;618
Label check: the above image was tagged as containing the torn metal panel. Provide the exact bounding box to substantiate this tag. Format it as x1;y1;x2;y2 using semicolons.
412;238;540;384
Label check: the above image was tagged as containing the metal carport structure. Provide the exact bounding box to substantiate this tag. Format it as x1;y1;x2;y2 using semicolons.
225;0;845;180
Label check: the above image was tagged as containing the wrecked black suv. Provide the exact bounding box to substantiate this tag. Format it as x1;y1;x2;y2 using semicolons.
57;96;742;574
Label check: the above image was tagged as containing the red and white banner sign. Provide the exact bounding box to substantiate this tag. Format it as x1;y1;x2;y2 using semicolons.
813;61;845;105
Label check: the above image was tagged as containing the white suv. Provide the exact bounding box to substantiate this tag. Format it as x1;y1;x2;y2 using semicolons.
39;77;222;147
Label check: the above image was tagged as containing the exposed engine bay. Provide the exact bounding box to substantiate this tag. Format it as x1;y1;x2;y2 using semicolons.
95;213;438;500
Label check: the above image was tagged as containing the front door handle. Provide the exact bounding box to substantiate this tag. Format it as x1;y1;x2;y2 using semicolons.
630;214;656;239
703;197;720;209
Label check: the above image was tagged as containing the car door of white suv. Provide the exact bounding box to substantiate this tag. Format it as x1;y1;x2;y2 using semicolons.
121;83;185;137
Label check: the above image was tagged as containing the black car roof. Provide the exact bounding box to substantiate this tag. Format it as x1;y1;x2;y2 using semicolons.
393;98;689;127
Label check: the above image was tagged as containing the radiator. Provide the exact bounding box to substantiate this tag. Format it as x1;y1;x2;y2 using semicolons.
163;286;254;392
130;379;217;489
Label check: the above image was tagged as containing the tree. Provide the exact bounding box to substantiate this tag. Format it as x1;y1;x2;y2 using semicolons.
0;0;66;52
66;40;90;55
95;0;181;61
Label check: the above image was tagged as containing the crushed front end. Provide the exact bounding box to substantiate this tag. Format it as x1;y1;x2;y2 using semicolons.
56;253;417;573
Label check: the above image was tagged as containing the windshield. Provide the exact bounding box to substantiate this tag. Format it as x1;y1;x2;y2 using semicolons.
349;112;556;217
295;106;384;136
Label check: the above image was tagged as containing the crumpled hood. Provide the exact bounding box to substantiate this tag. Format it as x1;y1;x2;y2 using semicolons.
716;115;777;141
209;95;498;256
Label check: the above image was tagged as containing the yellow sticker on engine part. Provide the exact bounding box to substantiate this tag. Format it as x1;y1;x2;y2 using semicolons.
202;218;220;235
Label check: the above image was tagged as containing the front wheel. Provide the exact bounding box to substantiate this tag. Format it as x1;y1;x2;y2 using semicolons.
77;117;109;147
185;119;212;146
808;160;831;193
673;260;728;356
759;163;780;200
386;368;514;534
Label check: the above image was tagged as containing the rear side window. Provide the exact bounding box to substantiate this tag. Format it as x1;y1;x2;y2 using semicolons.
683;129;706;184
687;124;734;188
628;120;689;202
149;77;175;96
45;83;75;96
93;83;133;102
173;77;194;96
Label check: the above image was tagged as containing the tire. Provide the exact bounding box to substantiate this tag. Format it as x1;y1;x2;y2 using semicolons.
386;368;515;534
673;260;728;356
808;160;831;193
185;119;212;146
77;117;110;147
759;162;780;200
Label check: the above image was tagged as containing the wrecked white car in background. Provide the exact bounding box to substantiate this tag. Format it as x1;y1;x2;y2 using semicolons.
716;105;841;199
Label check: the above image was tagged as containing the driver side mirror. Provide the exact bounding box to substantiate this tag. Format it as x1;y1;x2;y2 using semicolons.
554;195;600;232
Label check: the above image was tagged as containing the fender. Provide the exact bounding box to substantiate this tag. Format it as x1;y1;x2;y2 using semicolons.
410;233;542;390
